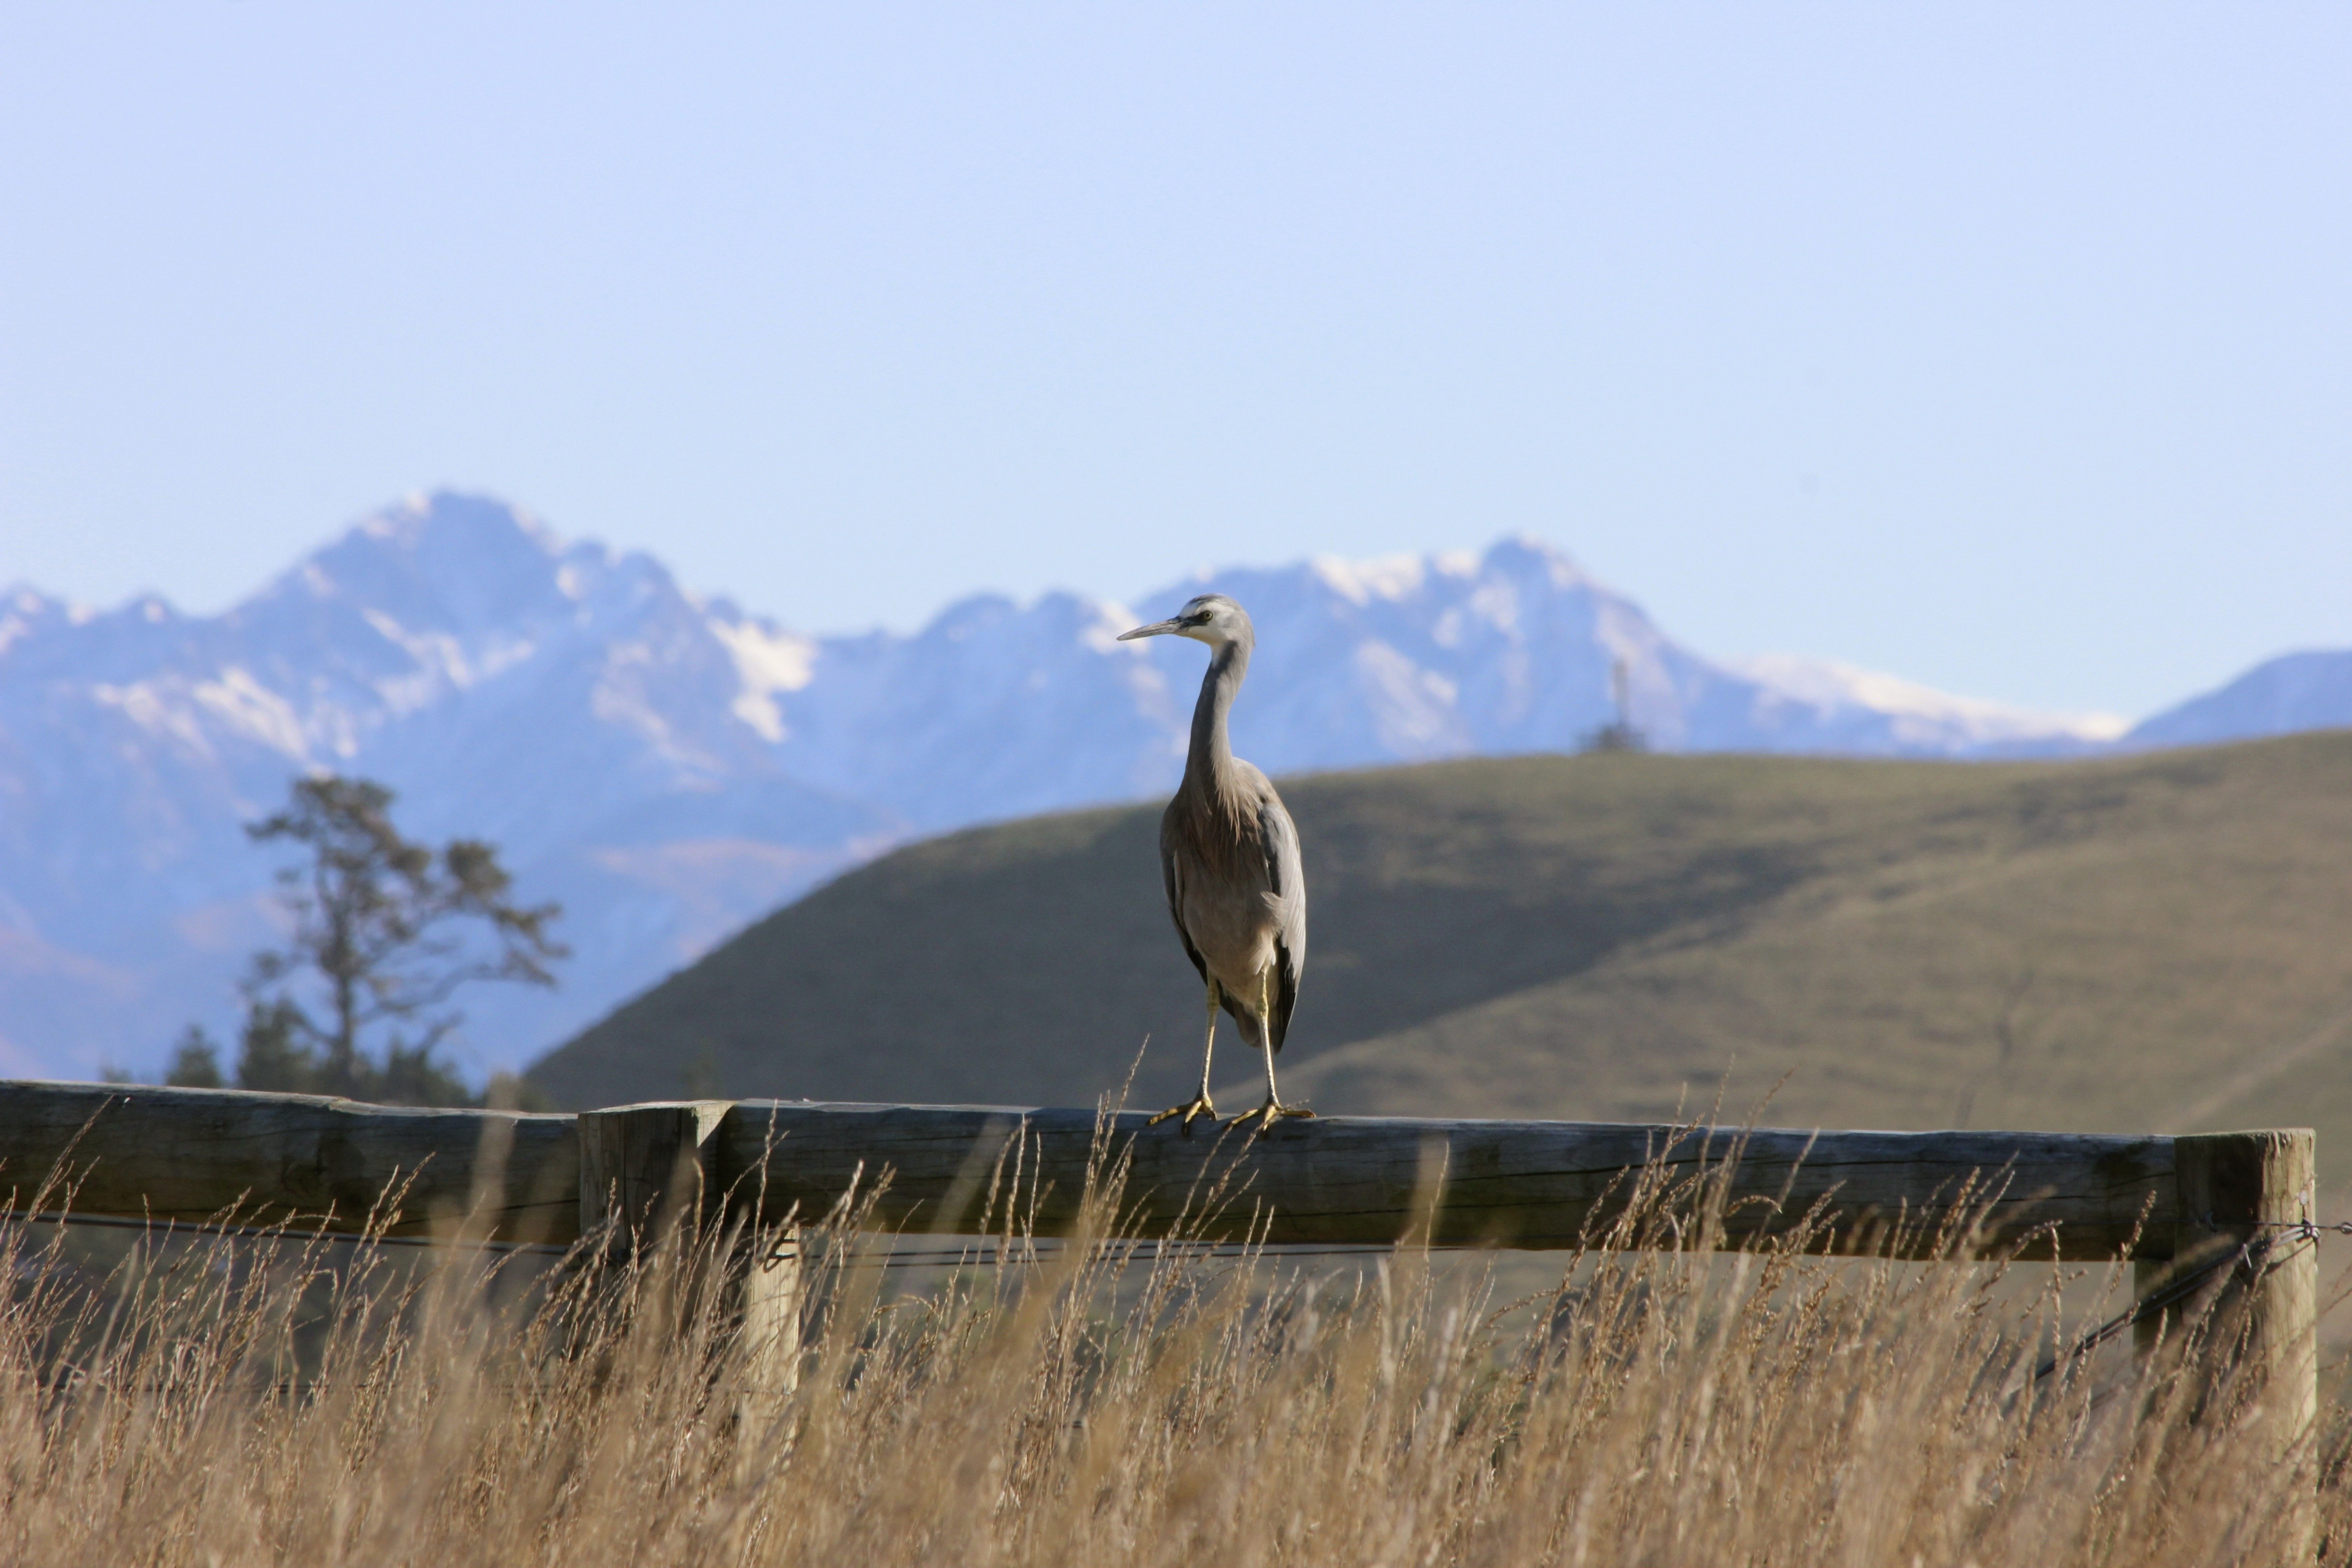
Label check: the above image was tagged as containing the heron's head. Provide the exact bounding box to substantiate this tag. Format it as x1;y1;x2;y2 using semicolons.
1117;594;1251;652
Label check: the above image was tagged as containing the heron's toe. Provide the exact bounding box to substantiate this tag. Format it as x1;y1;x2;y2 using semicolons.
1147;1095;1220;1134
1241;1101;1314;1137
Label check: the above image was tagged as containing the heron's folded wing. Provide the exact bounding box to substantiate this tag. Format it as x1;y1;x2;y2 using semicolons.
1160;812;1210;985
1257;794;1306;1052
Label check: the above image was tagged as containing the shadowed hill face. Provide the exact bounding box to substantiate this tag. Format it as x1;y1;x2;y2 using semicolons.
529;733;2352;1193
529;753;1857;1111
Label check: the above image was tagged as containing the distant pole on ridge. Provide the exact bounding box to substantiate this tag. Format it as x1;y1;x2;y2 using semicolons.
1582;656;1647;754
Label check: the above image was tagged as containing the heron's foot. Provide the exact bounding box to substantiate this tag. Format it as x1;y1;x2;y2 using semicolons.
1235;1099;1315;1137
1146;1094;1220;1134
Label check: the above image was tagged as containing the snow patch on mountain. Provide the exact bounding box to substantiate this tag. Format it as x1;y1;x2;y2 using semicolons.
708;617;817;743
1735;655;2128;750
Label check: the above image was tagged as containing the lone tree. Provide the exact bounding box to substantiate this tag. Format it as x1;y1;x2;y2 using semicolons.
170;774;565;1106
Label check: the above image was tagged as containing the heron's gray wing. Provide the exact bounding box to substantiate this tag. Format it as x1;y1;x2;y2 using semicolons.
1258;789;1306;1053
1159;807;1210;987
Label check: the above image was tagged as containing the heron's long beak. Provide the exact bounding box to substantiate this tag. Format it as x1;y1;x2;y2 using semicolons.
1117;618;1181;641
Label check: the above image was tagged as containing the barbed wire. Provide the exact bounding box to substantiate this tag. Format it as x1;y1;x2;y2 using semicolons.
22;1205;2352;1278
4;1208;1411;1271
2031;1226;2321;1387
5;1207;575;1254
2227;1215;2352;1242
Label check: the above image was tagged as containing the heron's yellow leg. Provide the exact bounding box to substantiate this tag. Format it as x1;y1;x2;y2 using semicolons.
1147;978;1222;1132
1237;969;1314;1136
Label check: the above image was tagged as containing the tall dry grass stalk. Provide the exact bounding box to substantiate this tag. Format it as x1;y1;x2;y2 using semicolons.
0;1126;2341;1567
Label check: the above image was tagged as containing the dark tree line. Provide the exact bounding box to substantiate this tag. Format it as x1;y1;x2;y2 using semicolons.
167;775;564;1107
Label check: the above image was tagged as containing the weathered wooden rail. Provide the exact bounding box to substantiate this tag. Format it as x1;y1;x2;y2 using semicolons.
0;1081;2316;1270
0;1078;2317;1485
0;1080;2220;1256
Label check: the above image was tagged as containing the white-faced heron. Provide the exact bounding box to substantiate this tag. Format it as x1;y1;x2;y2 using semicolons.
1118;594;1312;1134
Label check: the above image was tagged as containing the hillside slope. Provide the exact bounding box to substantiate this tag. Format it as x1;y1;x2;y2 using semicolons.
530;733;2352;1186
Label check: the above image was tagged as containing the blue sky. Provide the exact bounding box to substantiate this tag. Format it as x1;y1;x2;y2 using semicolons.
2;4;2346;719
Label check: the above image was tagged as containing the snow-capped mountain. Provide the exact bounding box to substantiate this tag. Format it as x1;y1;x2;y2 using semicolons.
1726;654;2129;755
0;492;2132;1081
1130;546;2127;771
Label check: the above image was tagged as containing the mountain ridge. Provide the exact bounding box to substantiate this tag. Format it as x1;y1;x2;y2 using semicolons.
0;490;2333;1081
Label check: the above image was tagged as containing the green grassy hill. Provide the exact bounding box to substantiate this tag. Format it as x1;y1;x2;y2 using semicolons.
528;732;2352;1190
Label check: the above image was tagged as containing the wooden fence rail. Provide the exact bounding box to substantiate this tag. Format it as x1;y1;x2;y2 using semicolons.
0;1080;2316;1465
0;1080;2216;1258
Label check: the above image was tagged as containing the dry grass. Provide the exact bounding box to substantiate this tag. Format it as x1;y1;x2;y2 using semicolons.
3;1135;2345;1568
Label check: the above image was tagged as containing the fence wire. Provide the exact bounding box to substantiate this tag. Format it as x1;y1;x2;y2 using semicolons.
20;1203;2352;1284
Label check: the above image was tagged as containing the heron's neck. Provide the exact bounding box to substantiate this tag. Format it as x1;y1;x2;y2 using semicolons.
1184;639;1250;800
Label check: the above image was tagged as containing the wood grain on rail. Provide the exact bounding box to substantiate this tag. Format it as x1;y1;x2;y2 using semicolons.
717;1102;2180;1260
0;1082;2184;1257
0;1081;580;1241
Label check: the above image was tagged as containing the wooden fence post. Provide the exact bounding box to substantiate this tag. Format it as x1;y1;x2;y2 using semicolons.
578;1100;733;1245
576;1101;800;1434
2133;1129;2316;1548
